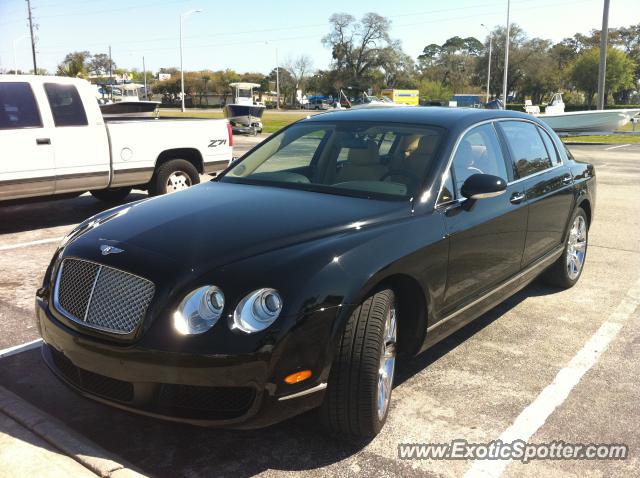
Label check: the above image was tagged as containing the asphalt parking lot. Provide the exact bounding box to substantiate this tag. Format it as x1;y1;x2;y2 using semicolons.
1;141;639;477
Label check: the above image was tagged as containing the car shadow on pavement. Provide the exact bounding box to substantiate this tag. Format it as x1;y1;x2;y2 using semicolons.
0;281;561;478
0;193;147;235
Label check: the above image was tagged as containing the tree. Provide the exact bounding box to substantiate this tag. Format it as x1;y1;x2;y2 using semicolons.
88;53;115;77
56;51;90;77
570;47;636;106
284;55;313;103
322;12;393;91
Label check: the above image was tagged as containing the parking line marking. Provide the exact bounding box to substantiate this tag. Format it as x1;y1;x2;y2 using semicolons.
0;339;42;359
464;277;640;478
604;144;630;151
0;237;62;252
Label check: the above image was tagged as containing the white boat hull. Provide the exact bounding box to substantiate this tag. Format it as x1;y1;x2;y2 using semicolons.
535;109;640;133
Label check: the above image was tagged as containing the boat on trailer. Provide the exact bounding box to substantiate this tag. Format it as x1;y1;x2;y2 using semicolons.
224;82;265;134
525;93;640;133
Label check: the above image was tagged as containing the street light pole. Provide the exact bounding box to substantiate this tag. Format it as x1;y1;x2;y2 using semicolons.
180;9;202;112
481;24;492;103
596;0;610;110
502;0;511;108
142;56;147;100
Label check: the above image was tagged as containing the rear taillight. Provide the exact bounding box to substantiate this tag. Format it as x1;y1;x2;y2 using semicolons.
226;121;233;147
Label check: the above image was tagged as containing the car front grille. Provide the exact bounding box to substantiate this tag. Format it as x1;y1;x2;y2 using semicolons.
54;258;155;335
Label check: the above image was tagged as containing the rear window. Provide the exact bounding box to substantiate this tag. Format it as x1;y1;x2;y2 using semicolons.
44;83;88;127
0;82;42;129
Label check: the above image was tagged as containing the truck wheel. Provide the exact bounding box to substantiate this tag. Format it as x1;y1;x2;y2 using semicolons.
90;187;132;203
149;159;200;196
320;289;397;438
542;207;588;288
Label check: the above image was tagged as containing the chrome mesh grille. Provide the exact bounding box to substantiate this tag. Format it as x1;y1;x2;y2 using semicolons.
55;258;155;335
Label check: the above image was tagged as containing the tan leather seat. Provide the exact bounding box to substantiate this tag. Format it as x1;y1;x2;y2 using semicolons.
335;141;387;183
392;135;438;177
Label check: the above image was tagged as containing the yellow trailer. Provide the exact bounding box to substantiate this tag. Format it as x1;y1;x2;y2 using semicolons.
381;89;419;106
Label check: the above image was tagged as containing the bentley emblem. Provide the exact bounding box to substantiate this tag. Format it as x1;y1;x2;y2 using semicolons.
100;245;124;256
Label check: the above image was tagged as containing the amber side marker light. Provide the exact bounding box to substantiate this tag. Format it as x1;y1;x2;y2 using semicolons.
284;370;312;384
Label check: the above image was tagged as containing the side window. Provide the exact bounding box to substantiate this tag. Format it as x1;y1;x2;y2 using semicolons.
0;82;42;129
378;132;397;156
451;124;508;196
538;127;561;165
498;121;553;178
44;83;88;127
437;170;455;204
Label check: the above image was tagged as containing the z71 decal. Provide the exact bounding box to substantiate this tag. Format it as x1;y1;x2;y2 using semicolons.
209;139;227;148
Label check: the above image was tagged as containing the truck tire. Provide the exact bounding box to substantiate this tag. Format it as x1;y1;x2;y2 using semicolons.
320;289;397;438
149;159;200;196
90;187;132;203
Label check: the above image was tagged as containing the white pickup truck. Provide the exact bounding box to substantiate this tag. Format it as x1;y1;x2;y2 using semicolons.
0;75;233;203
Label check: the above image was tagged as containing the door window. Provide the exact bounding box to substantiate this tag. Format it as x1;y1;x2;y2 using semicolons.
450;123;508;196
44;83;88;127
0;82;42;129
538;126;561;165
498;121;553;178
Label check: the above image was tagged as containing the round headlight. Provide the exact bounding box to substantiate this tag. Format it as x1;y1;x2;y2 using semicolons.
232;288;283;333
173;285;225;335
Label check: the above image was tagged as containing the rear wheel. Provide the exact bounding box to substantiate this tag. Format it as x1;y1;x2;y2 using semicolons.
543;207;588;288
90;187;132;203
321;289;397;438
149;159;200;196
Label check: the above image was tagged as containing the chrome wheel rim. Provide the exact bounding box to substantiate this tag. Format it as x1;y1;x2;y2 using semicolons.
377;304;397;420
166;171;192;193
566;215;587;280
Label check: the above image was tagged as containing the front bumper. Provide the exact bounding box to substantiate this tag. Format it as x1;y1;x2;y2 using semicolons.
36;296;337;428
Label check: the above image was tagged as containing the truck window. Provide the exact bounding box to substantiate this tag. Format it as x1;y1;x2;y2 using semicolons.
44;83;88;127
0;82;42;129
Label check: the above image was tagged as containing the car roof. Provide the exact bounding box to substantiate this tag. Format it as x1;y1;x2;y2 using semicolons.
303;106;536;131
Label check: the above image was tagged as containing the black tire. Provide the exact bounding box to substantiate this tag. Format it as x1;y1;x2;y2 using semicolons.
90;187;132;203
321;289;397;438
542;207;589;288
148;159;200;196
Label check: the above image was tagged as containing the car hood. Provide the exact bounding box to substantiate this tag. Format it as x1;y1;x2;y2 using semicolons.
74;181;412;270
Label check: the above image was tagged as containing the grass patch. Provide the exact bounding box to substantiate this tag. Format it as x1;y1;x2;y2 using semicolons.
562;134;640;144
158;109;312;133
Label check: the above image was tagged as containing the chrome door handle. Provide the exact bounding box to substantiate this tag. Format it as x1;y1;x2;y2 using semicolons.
562;174;573;184
510;192;525;204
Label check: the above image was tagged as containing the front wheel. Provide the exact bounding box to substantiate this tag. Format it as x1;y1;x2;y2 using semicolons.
321;289;397;438
543;207;589;288
148;159;200;196
90;186;132;203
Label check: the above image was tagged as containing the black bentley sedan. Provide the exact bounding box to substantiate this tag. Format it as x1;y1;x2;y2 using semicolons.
36;107;595;438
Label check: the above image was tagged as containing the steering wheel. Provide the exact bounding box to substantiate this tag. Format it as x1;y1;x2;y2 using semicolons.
380;169;422;192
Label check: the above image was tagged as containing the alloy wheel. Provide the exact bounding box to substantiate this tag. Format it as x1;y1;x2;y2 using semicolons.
566;215;587;280
377;304;397;420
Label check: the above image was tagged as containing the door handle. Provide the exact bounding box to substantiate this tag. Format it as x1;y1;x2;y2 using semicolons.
510;192;525;204
562;174;573;184
36;138;51;145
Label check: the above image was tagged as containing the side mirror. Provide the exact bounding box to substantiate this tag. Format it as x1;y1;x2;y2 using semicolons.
461;174;507;200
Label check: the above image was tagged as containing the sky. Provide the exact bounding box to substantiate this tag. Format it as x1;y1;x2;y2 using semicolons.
1;0;639;75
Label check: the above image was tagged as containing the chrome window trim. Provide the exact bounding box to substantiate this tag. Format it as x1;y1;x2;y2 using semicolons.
433;117;565;209
53;257;154;336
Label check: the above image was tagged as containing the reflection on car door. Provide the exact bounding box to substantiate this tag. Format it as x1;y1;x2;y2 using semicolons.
0;81;55;200
497;121;574;267
438;123;528;314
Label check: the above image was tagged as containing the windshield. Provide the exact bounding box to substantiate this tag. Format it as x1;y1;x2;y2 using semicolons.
220;121;444;200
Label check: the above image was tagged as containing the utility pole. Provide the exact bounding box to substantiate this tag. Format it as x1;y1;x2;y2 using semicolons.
143;56;147;100
276;47;280;110
596;0;610;110
26;0;37;74
108;46;113;101
481;24;493;103
502;0;511;108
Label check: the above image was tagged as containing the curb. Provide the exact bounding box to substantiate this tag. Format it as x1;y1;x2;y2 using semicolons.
0;385;146;478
